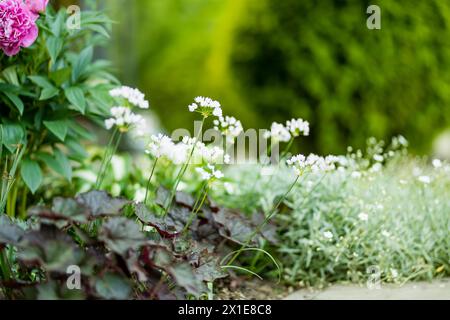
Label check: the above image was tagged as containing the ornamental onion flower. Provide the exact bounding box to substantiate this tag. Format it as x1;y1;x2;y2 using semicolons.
287;154;338;176
109;86;149;109
104;106;146;132
188;96;222;118
195;164;224;181
0;0;39;56
213;116;243;143
264;122;291;143
286;118;310;137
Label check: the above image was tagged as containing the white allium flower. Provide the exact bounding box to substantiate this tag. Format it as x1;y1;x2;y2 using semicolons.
264;122;291;142
323;231;333;240
418;175;431;184
287;154;337;176
145;134;174;159
286;118;310;137
358;212;369;222
432;159;443;168
188;96;222;118
213;116;243;143
109;86;149;109
105;106;146;132
195;164;224;181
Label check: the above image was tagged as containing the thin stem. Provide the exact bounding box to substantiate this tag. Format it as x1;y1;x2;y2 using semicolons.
163;117;206;216
96;129;122;190
183;184;209;233
95;127;118;189
144;158;159;205
226;175;300;266
280;137;294;160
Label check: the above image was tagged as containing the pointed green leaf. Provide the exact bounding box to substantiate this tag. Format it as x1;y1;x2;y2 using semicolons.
21;159;43;194
64;87;86;114
44;120;68;141
4;92;24;115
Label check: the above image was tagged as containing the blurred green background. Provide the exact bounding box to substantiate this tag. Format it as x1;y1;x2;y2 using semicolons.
75;0;450;154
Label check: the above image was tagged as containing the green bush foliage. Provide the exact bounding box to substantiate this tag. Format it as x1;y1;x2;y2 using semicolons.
111;0;450;154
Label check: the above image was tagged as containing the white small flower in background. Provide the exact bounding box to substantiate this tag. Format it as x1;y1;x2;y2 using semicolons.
134;188;147;202
264;122;291;142
390;268;399;279
418;175;431;184
105;106;146;132
358;212;369;222
188;96;222;118
109;86;149;109
381;230;391;238
323;231;333;240
370;162;382;173
224;182;236;194
196;164;224;181
351;171;362;179
286;118;310;137
213;116;243;143
432;159;443;169
373;154;384;162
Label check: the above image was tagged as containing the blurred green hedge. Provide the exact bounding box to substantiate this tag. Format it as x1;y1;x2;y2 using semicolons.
110;0;450;154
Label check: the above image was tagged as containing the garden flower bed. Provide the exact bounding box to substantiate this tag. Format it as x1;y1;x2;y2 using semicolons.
0;1;448;300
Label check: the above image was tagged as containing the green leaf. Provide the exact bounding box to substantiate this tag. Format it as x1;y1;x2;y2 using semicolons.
37;149;72;181
72;46;93;82
21;159;43;194
2;66;19;85
49;67;71;87
1;122;25;153
4;92;24;115
46;36;64;64
54;148;72;181
28;76;55;90
39;87;59;100
95;273;132;300
64;87;86;114
43;120;68;141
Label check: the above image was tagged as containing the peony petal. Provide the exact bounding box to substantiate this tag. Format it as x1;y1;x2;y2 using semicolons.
21;24;38;48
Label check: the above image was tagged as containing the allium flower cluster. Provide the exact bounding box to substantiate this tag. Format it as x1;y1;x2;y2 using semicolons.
286;118;310;137
264;118;310;142
181;137;229;165
287;154;338;176
213;116;243;143
0;0;43;56
264;122;291;142
188;96;222;118
145;134;190;165
105;106;145;132
109;86;149;109
196;164;224;181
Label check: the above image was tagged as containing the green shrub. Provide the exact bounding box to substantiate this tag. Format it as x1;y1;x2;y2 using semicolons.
111;0;450;154
0;4;116;217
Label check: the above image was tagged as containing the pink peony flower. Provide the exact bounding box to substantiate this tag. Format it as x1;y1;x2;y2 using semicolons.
25;0;48;15
0;0;39;56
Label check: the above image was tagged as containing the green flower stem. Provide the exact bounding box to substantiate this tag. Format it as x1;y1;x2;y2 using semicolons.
163;117;206;216
144;158;159;205
95;128;122;190
226;175;300;266
280;137;294;160
183;184;209;233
